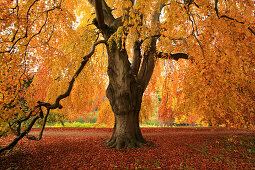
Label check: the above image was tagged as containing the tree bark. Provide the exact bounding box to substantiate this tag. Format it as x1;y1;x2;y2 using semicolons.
90;0;161;149
105;110;146;149
105;38;146;149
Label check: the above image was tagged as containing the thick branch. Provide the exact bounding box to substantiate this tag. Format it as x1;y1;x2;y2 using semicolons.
248;27;255;35
157;52;189;61
40;40;107;110
0;112;40;153
26;108;50;141
95;0;105;29
137;39;157;91
89;0;122;38
131;41;142;76
136;2;164;90
0;40;106;154
88;0;115;28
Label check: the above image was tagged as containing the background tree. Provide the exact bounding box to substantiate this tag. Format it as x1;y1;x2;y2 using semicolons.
0;0;254;152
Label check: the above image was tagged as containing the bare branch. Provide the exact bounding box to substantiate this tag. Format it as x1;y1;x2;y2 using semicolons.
248;27;255;35
214;0;254;35
39;40;107;110
26;0;39;22
26;108;50;141
0;40;107;154
0;108;41;153
184;6;205;58
157;52;191;61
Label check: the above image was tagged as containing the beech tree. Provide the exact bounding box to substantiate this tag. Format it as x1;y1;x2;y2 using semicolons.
0;0;254;152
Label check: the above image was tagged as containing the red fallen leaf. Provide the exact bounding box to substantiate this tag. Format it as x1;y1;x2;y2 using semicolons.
0;127;254;169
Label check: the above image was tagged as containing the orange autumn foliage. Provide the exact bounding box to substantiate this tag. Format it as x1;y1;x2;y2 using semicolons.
0;0;254;138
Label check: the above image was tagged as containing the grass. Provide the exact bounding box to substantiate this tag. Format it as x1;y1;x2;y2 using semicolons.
183;135;255;169
47;121;203;128
222;135;255;167
48;122;108;128
140;120;202;128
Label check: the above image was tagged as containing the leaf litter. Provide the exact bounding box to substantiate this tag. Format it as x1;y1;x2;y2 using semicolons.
0;127;254;169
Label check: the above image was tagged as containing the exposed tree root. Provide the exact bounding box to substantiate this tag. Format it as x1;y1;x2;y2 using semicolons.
104;135;148;150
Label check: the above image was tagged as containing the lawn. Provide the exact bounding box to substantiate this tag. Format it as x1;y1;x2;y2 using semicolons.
0;127;254;169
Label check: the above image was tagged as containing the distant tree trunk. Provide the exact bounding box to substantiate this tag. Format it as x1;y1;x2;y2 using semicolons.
105;41;146;149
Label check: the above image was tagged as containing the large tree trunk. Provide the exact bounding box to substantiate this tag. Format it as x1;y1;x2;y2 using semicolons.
89;0;158;149
105;40;146;149
105;110;146;149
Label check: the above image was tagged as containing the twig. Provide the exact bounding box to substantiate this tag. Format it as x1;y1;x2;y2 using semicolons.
214;0;254;35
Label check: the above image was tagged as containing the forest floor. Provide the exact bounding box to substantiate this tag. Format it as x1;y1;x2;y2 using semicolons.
0;127;254;169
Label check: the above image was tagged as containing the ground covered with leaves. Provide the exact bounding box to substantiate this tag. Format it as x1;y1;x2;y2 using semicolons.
0;127;254;169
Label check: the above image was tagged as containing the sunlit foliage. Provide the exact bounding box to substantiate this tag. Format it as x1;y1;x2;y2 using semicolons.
0;0;254;141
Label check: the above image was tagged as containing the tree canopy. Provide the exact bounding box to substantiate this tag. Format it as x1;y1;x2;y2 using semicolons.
0;0;254;151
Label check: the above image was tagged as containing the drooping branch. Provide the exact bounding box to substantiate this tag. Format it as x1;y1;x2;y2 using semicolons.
18;11;49;94
0;40;106;154
184;6;205;58
0;108;41;153
39;40;107;110
248;27;255;35
214;0;254;35
0;0;61;54
26;108;50;141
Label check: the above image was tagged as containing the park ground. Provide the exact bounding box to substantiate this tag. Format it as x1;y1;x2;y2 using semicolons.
0;127;254;169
